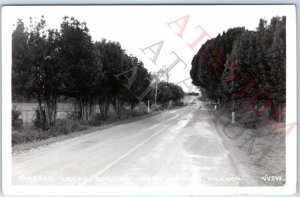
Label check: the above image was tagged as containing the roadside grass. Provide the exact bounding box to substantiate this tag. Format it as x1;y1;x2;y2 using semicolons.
12;104;185;154
12;105;149;147
12;119;88;146
212;107;286;186
89;107;149;126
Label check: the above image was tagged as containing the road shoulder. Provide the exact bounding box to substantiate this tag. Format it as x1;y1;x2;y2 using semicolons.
211;111;286;186
12;108;169;155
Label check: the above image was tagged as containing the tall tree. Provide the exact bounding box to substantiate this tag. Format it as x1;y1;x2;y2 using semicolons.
256;16;286;121
95;39;125;119
156;81;184;104
191;16;286;123
12;17;64;126
122;57;152;111
223;31;261;100
12;19;30;100
60;16;102;122
190;27;245;103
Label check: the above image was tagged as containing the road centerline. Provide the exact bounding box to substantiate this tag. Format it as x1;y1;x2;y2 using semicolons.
80;114;182;186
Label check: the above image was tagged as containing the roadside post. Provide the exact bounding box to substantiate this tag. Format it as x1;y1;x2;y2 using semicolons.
232;112;235;123
232;103;235;123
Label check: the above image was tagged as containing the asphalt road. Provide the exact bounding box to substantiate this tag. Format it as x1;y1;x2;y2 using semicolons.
12;102;242;187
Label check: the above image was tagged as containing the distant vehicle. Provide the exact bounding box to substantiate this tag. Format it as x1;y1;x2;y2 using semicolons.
190;100;196;104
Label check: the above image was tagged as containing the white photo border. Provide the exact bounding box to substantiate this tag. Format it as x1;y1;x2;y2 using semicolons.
1;4;297;195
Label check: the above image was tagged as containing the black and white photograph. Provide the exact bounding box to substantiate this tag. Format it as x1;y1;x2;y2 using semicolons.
1;5;297;195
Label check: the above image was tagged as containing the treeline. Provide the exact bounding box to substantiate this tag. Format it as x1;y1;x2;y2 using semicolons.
190;16;286;122
12;16;184;127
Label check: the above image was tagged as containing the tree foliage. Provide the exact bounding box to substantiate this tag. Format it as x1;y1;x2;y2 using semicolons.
190;27;245;101
60;16;102;122
190;16;286;121
12;16;185;125
12;17;64;126
157;82;185;104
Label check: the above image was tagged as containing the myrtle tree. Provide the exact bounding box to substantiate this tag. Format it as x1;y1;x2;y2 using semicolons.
255;16;286;121
60;16;102;122
190;27;245;104
12;17;64;126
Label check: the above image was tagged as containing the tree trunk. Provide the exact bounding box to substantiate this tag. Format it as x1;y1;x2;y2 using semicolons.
117;99;123;119
37;94;46;128
104;100;110;117
131;102;135;111
98;99;105;118
98;97;111;118
44;95;58;125
271;100;283;122
81;97;96;122
113;98;123;119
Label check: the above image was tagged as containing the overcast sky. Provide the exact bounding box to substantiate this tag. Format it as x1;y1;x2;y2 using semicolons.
4;5;291;92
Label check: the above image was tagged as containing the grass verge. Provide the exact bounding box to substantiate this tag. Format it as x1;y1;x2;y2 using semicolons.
12;106;181;155
212;109;286;186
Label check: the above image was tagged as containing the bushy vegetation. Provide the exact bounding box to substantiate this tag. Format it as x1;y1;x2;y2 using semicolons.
12;119;88;145
157;81;185;104
33;108;47;130
12;106;22;129
12;16;185;145
190;16;286;127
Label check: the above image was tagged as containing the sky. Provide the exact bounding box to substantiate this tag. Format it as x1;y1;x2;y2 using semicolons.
3;5;292;92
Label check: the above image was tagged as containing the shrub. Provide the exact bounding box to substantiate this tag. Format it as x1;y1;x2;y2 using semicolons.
12;106;22;129
237;111;262;129
12;127;51;145
49;119;87;136
122;108;147;119
90;113;118;126
12;119;88;146
33;108;47;130
67;104;81;120
175;101;185;106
